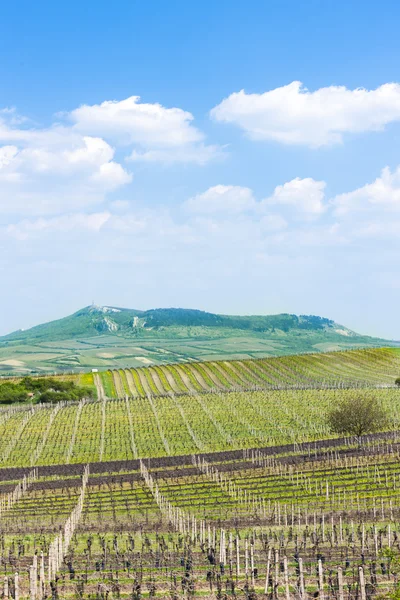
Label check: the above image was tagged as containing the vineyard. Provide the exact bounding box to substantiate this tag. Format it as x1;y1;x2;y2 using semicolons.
0;348;400;597
93;347;400;400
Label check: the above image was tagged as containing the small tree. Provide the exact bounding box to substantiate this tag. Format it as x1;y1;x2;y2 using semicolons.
327;395;388;444
395;377;400;387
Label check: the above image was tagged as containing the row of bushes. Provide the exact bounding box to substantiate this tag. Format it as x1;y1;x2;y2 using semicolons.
0;376;94;404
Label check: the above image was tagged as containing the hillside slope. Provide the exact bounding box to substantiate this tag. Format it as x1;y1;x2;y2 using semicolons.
0;347;400;465
95;347;400;399
0;305;395;374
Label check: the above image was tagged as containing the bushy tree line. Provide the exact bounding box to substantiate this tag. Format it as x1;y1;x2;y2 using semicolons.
0;376;94;404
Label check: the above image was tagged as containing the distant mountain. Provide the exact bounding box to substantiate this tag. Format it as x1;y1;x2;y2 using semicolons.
2;305;352;343
0;305;395;375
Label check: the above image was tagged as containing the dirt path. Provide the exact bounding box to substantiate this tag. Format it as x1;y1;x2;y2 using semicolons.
125;370;138;396
148;368;167;395
173;365;198;393
209;362;238;387
112;370;125;398
137;369;153;397
158;366;181;393
93;373;105;400
231;361;265;385
221;361;249;385
198;363;226;389
187;364;211;391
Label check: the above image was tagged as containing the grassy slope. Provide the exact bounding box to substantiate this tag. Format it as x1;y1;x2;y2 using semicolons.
0;305;396;375
1;346;399;399
0;327;395;376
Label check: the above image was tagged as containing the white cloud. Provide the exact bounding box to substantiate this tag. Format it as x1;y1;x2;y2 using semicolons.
211;81;400;147
263;177;326;215
69;96;222;164
128;143;225;165
0;131;131;215
0;145;18;167
6;211;111;240
0;91;223;216
184;185;256;214
70;96;202;146
333;166;400;216
259;215;288;231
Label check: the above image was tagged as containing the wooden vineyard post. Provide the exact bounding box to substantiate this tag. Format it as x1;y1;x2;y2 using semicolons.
14;573;19;600
337;567;344;600
362;522;365;553
298;557;305;599
274;549;279;599
30;566;36;600
318;559;324;600
250;543;255;587
39;552;45;600
3;576;8;600
359;566;366;600
283;556;290;600
229;533;233;575
264;548;272;595
245;539;249;578
236;537;240;578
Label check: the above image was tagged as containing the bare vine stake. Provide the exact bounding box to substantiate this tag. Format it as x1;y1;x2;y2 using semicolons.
39;552;45;600
250;544;255;586
14;573;19;600
264;548;272;595
236;537;240;577
337;566;344;600
359;566;366;600
318;559;324;600
274;549;279;598
298;557;305;599
283;556;290;600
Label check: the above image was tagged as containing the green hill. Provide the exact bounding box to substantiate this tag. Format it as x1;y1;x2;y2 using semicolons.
0;305;396;375
1;305;340;343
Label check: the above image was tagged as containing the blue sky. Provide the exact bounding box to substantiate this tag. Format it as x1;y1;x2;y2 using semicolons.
1;0;400;338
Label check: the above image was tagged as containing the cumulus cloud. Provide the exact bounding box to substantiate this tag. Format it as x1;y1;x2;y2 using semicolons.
69;96;222;164
184;178;327;220
184;185;257;214
0;92;223;216
70;96;203;146
0;122;132;215
211;81;400;147
263;177;326;215
333;166;400;216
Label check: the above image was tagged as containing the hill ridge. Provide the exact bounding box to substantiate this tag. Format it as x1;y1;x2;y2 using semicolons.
0;305;396;375
1;304;356;343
